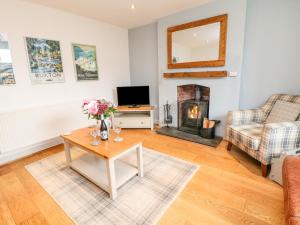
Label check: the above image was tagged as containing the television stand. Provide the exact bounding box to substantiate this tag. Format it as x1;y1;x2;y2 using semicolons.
113;105;155;130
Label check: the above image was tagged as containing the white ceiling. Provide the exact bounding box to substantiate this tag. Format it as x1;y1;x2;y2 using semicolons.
19;0;215;29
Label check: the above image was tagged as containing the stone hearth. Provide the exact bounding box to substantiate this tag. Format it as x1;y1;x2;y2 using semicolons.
157;127;222;148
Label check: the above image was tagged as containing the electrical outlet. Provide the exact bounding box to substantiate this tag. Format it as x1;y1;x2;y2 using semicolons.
229;72;238;77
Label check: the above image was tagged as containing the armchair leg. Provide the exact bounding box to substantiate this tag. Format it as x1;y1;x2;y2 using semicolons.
227;142;233;151
261;163;268;177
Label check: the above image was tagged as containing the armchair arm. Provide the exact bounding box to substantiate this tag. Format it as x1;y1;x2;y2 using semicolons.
259;121;300;164
227;109;265;126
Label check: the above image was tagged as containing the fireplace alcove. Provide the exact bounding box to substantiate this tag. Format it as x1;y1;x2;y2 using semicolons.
157;84;222;148
177;84;210;135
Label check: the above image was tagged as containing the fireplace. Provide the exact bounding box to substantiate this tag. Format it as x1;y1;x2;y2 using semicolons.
177;85;210;135
157;84;222;148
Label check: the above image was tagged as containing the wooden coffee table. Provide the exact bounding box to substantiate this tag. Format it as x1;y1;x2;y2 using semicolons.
61;127;144;200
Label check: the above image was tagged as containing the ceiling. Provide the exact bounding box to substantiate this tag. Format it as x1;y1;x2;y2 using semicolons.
19;0;215;29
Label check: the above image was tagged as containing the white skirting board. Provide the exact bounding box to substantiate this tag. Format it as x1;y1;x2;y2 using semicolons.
0;137;62;166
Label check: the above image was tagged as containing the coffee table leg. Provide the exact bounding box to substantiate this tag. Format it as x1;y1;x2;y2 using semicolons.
106;158;117;200
64;142;71;166
137;144;144;177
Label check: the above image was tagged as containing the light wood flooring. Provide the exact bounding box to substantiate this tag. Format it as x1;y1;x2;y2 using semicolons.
0;129;284;225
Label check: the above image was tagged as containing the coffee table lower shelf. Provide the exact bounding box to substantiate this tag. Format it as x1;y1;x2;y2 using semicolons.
70;154;138;193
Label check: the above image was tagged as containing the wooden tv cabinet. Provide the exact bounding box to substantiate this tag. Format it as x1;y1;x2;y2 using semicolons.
113;105;155;130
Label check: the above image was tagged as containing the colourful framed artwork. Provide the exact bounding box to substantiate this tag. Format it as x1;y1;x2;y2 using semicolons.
72;43;98;81
0;33;16;85
25;37;64;84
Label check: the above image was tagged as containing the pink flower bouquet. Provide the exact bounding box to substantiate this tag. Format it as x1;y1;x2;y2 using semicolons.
82;98;116;120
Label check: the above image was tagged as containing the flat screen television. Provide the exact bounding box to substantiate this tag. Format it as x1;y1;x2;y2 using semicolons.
117;86;150;106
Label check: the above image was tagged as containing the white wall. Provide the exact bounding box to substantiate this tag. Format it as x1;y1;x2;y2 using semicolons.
158;0;247;136
128;23;159;120
240;0;300;109
0;0;130;164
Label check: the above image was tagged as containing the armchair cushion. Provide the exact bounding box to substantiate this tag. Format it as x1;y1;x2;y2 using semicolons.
227;123;263;151
262;94;300;119
265;100;300;124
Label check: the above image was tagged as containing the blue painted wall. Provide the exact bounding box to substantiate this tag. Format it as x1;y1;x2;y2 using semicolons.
128;0;300;136
240;0;300;109
129;23;159;120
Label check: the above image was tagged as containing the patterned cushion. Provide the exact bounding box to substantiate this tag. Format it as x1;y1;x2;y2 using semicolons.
265;100;300;124
228;123;263;150
262;94;300;121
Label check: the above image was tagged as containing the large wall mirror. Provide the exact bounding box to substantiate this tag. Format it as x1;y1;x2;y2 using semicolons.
167;14;228;69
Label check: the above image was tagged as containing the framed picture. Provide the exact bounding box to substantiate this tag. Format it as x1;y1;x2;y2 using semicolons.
25;37;64;84
0;33;16;85
72;43;99;81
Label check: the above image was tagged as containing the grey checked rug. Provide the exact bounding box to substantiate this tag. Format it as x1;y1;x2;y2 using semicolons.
26;147;198;225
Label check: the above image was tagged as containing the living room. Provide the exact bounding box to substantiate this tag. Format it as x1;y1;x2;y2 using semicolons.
0;0;299;224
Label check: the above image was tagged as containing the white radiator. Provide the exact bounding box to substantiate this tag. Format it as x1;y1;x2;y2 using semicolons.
0;100;93;164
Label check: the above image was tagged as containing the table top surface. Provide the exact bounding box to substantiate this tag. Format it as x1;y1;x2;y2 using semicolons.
61;127;144;159
116;105;155;111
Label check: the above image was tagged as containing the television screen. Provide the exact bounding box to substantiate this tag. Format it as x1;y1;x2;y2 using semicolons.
117;86;150;106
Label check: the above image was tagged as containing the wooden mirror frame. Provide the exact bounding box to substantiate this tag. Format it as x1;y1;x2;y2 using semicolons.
167;14;228;69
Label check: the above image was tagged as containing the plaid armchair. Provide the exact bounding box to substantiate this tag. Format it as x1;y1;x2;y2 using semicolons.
226;94;300;177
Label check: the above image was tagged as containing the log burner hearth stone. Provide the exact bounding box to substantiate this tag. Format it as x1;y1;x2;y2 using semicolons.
156;126;222;147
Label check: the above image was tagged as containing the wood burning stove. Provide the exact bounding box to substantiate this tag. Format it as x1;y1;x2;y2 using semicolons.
157;84;222;147
177;84;210;135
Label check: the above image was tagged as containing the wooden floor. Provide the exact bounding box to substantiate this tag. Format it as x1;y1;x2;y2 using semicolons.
0;129;284;225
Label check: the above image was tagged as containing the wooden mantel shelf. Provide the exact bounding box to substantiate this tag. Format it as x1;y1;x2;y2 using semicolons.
163;71;228;78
